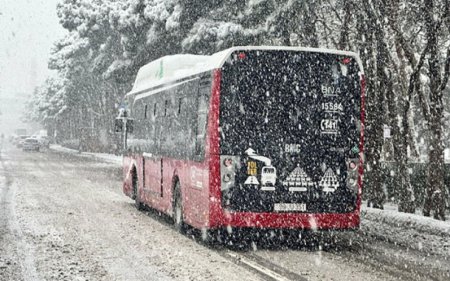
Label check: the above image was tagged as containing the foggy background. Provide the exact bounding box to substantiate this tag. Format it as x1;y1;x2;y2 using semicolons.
0;0;64;135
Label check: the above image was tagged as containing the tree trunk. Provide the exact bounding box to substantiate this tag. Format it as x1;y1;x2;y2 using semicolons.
384;0;417;213
338;0;352;50
397;94;416;213
423;120;446;220
304;1;319;47
358;1;386;209
422;0;446;220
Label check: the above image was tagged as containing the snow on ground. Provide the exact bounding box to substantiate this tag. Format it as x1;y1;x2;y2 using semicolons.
361;205;450;259
50;145;122;166
50;145;450;259
1;149;269;281
363;205;450;237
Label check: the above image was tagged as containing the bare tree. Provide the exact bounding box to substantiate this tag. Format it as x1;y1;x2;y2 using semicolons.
422;0;450;220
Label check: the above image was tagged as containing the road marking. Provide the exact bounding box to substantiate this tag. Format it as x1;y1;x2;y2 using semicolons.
225;252;293;281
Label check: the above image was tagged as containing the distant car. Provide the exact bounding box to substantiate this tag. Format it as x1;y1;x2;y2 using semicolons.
16;135;30;148
37;136;50;148
22;138;40;151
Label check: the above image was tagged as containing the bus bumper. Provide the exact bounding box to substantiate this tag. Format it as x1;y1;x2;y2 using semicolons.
216;211;360;230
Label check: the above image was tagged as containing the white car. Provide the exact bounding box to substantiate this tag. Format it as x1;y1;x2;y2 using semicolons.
36;136;50;148
22;138;40;151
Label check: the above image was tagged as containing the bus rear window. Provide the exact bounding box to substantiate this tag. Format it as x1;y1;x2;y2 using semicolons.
219;50;361;156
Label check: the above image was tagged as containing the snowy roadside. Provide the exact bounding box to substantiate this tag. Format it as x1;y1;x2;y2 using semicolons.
49;145;122;166
360;205;450;258
362;205;450;237
49;145;450;257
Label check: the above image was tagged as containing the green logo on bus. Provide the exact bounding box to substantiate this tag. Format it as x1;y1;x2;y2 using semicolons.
155;60;164;79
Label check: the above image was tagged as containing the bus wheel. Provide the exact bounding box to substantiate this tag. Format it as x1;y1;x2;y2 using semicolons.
133;170;144;211
173;182;185;233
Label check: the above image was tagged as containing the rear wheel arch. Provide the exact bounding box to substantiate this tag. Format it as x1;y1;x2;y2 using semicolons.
171;176;181;210
172;175;180;193
132;165;144;210
131;166;138;200
172;177;186;232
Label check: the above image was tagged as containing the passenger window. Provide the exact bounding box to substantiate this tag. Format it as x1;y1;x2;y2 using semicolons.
164;100;169;117
195;87;210;157
178;98;183;115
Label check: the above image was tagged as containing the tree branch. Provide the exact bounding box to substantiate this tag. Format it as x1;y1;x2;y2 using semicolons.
440;0;450;91
338;0;352;49
410;42;432;123
314;19;339;47
440;47;450;92
385;0;418;67
324;0;343;23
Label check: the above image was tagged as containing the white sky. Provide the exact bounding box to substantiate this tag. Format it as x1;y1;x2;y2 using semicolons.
0;0;65;135
0;0;65;95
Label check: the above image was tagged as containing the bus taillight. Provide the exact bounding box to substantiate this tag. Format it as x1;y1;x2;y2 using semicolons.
347;158;359;190
237;52;246;60
223;158;233;167
342;57;352;64
220;156;240;190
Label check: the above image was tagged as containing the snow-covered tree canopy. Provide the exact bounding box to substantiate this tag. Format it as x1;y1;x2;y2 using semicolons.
28;0;450;219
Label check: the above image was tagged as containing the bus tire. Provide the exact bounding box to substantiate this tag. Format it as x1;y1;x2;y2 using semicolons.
173;182;185;233
132;169;144;211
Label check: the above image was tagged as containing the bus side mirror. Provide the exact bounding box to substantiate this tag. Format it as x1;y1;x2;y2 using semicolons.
114;118;123;133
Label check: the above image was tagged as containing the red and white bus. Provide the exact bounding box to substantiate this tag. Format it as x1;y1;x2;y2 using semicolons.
118;46;365;237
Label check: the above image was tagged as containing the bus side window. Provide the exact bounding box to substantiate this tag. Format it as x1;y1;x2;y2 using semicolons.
183;85;198;158
153;94;164;153
128;99;142;152
195;85;210;158
144;104;148;119
164;100;169;117
178;98;183;116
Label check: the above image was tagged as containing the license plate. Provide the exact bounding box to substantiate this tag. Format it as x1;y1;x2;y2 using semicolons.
274;203;307;212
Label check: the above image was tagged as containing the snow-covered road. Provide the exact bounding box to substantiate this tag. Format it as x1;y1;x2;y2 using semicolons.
0;145;448;281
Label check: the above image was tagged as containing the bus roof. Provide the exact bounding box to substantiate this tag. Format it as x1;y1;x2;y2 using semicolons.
126;46;364;97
